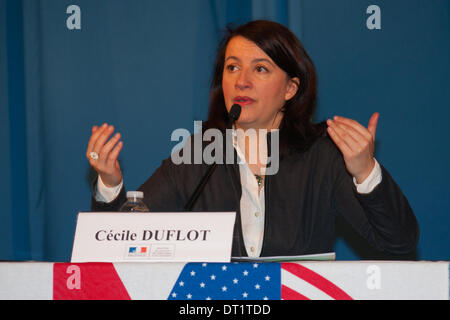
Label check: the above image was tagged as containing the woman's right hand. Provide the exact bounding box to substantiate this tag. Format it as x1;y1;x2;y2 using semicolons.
86;123;124;188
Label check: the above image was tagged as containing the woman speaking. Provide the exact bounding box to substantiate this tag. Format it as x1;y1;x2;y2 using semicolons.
86;20;419;258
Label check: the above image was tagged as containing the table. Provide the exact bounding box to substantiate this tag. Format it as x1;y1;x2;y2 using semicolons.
0;261;448;300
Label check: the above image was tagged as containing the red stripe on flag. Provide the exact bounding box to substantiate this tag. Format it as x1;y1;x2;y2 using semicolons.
53;263;131;300
281;285;310;300
282;263;353;300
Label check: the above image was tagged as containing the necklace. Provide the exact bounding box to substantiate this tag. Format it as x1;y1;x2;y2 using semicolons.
254;174;264;187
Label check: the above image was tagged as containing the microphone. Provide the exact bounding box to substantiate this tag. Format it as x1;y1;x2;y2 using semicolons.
184;104;241;211
228;104;241;128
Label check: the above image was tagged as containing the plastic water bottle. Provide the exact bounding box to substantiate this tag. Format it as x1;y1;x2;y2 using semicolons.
119;191;149;212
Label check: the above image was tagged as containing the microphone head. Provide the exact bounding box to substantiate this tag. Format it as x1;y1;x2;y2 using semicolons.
229;104;242;123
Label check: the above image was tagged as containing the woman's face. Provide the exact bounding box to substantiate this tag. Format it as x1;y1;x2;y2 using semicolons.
222;36;299;130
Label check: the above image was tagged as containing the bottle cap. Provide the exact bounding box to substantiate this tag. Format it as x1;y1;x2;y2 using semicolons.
127;191;144;199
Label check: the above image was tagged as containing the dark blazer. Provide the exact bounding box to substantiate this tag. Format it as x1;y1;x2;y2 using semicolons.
91;135;419;257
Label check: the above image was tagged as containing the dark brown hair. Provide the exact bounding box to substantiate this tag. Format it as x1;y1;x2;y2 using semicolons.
204;20;326;154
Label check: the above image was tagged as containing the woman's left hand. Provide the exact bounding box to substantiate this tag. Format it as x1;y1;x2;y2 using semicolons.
327;112;379;184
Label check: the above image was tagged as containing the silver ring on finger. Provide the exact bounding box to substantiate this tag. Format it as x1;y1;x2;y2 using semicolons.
89;151;99;160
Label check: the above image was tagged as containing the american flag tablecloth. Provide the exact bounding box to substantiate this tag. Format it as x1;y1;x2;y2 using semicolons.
0;261;448;300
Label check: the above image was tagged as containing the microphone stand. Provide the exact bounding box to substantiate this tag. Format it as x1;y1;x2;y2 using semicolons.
184;105;241;211
183;163;217;211
183;104;244;258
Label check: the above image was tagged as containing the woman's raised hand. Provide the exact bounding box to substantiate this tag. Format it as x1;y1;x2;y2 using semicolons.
86;123;123;187
327;112;379;184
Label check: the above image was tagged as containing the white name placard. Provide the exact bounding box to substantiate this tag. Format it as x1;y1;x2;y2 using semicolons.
71;211;236;263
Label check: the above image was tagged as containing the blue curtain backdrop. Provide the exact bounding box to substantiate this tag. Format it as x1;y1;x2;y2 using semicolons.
1;0;449;262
